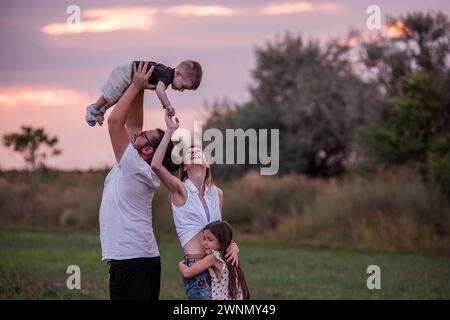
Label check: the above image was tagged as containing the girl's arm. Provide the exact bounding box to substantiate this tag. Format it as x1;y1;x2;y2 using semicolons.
150;110;186;205
178;254;218;279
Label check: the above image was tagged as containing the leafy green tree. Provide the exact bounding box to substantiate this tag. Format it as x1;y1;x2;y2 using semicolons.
357;11;450;96
3;126;62;171
355;11;450;197
206;11;450;182
359;72;450;196
206;33;381;178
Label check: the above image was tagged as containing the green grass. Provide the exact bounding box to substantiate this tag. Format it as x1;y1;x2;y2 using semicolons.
0;230;449;299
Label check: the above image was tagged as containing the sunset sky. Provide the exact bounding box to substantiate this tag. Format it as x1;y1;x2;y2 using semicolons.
1;0;449;170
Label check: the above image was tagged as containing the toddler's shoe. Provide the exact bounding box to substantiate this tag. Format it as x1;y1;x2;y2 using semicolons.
85;104;104;127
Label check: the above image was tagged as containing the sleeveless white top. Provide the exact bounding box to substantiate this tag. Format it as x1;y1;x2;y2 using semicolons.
171;179;222;247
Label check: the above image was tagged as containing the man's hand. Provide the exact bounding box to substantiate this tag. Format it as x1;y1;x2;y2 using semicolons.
225;241;239;267
132;62;155;90
164;108;179;133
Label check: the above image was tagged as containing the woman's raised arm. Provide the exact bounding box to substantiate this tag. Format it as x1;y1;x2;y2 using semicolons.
151;110;186;206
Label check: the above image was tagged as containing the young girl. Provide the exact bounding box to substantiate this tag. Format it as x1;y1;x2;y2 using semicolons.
178;221;250;300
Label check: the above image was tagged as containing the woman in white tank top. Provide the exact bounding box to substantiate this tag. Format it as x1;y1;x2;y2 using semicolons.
150;111;239;300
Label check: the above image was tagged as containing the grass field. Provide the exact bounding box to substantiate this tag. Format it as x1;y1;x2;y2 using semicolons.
0;230;449;299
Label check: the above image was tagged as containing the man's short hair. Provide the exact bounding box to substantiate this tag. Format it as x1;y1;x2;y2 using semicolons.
178;60;203;90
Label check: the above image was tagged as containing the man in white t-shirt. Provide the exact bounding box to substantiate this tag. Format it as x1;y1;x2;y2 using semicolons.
99;62;178;300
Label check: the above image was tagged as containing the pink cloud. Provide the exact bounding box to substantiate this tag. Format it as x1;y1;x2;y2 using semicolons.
165;5;237;17
0;86;88;108
41;7;157;35
41;5;238;36
262;2;341;15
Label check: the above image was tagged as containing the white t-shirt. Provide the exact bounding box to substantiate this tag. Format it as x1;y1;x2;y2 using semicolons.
99;144;160;260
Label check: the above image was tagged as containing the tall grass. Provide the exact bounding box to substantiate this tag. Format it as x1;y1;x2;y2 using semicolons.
0;167;448;252
272;168;450;252
0;170;106;231
220;172;316;232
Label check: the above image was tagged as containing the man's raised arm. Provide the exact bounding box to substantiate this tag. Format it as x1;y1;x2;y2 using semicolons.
108;62;154;162
125;82;157;141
